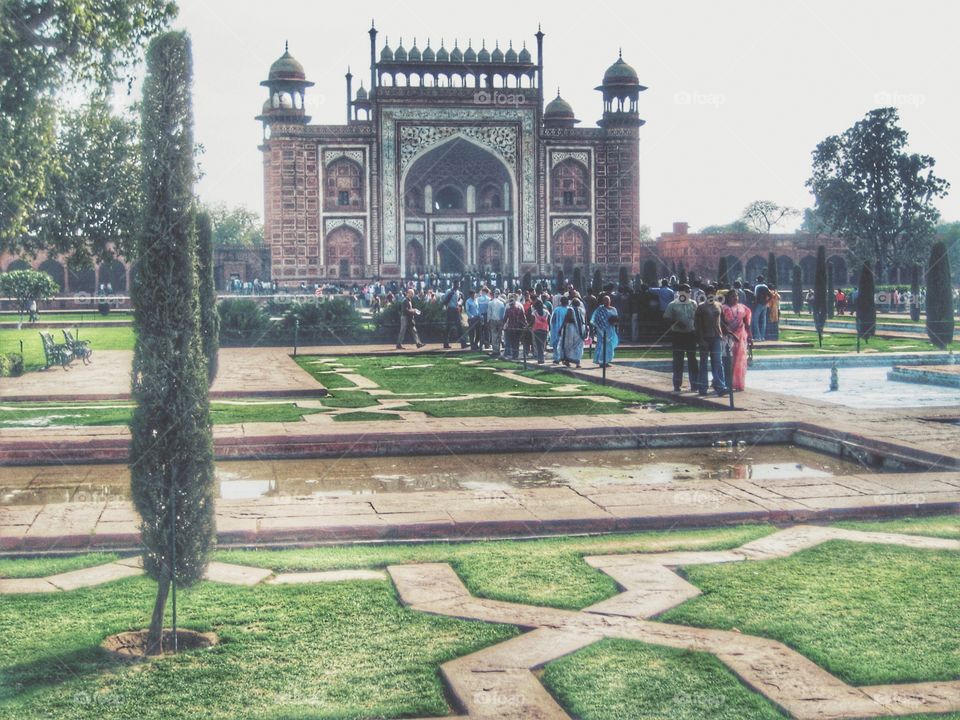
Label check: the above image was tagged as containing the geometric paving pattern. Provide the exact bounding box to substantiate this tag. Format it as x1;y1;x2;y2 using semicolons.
388;526;960;720
3;526;958;719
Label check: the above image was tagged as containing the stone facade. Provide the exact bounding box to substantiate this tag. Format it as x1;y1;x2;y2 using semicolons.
257;27;647;283
645;222;855;287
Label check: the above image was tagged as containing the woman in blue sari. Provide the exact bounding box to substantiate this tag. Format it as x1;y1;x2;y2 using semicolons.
550;296;569;363
591;294;619;367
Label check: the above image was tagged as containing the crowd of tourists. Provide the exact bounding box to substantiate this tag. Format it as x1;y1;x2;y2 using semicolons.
394;274;783;394
396;282;620;369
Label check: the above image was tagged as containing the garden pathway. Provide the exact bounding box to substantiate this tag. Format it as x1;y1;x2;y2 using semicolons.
2;525;958;720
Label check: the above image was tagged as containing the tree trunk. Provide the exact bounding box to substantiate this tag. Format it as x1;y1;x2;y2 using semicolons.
146;572;171;656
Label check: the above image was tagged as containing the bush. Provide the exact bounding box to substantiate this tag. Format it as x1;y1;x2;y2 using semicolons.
926;241;955;348
5;352;24;377
374;296;448;343
280;298;366;343
218;298;272;345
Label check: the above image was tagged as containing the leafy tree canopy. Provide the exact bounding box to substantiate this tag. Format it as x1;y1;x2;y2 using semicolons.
806;107;949;275
206;204;263;247
700;219;752;234
26;98;142;266
0;268;60;318
0;1;176;255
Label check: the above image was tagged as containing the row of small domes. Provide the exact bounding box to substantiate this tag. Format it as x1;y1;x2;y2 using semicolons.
380;38;532;64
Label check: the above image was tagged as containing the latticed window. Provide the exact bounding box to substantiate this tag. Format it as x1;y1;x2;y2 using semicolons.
551;160;590;211
324;159;364;211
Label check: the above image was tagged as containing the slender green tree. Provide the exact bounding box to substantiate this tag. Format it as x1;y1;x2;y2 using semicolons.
618;266;630;289
791;266;803;315
555;269;565;292
827;269;835;319
767;252;777;288
910;265;922;322
678;263;688;286
856;262;876;343
196;210;219;383
813;245;828;346
592;268;603;294
129;31;214;656
718;257;729;287
926;241;954;348
572;267;583;294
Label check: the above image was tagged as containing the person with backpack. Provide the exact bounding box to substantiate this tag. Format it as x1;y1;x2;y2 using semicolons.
442;282;466;349
529;300;551;364
753;275;771;342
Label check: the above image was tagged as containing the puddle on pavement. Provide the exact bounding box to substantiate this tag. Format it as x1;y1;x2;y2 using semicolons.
1;445;868;506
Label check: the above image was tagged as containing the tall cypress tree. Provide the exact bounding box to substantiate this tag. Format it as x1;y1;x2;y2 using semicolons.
791;266;803;315
827;268;835;319
813;245;828;346
592;268;603;294
910;264;921;322
618;266;630;289
718;257;729;288
129;31;214;656
856;261;876;343
767;252;777;288
926;241;955;348
196;210;219;383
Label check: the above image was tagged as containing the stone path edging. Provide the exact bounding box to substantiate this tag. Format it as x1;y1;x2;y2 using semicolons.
387;525;960;720
3;525;958;718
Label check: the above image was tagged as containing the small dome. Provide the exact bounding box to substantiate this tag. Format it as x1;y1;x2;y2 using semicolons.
518;42;531;63
408;38;421;61
477;41;490;63
544;93;575;119
394;38;407;62
602;54;640;86
491;42;504;63
435;41;449;62
450;41;463;62
464;41;477;63
380;39;393;62
422;40;435;62
355;84;368;100
505;42;518;63
268;44;306;81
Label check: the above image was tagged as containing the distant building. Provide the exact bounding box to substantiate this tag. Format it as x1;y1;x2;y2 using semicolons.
257;26;647;283
646;222;855;287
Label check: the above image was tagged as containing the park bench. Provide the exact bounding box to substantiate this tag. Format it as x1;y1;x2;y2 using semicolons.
62;329;93;364
40;332;73;369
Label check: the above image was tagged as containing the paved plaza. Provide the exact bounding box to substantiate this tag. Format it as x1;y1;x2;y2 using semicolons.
0;346;958;551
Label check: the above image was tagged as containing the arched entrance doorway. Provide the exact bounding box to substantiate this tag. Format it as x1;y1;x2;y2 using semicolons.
325;226;364;279
437;239;465;274
551;225;588;272
478;238;503;273
406;240;425;276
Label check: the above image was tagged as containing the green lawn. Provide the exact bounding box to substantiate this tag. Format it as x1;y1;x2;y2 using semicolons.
0;326;135;370
2;520;959;718
0;401;328;428
660;540;960;685
332;410;401;422
0;553;119;579
0;525;767;720
0;312;133;323
298;353;669;418
543;639;787;720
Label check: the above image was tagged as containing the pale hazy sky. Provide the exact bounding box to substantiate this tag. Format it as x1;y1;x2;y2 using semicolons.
160;0;958;236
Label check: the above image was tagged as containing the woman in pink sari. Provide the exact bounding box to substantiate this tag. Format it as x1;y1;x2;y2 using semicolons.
722;290;753;391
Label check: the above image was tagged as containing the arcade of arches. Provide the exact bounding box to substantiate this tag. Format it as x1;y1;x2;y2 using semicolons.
402;138;513;276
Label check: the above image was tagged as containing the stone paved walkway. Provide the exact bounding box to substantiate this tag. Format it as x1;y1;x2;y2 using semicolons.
388;525;960;720
2;525;956;719
1;346;958;547
0;347;325;401
1;469;958;551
